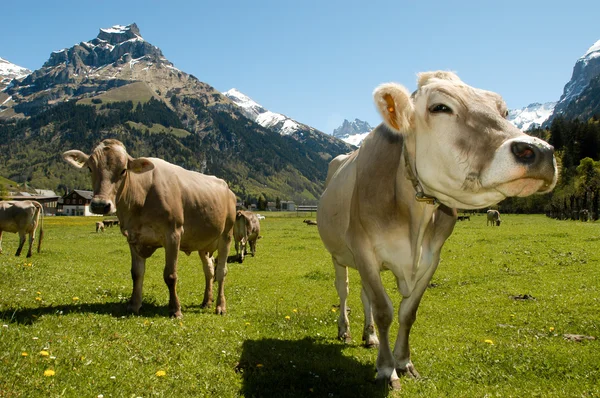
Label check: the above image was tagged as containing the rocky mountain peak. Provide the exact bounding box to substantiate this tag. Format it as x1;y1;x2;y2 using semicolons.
97;23;142;45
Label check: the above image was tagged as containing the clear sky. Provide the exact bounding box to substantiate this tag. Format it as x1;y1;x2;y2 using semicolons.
2;0;599;134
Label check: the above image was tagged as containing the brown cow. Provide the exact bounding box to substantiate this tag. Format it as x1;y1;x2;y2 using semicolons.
233;210;261;262
487;209;501;226
63;139;236;317
96;221;105;232
317;71;557;389
0;200;44;258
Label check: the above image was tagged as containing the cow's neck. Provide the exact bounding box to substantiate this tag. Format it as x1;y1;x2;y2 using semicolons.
402;137;438;206
116;171;152;215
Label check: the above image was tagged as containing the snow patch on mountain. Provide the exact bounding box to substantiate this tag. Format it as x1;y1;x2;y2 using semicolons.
0;57;31;89
224;88;302;135
508;102;556;131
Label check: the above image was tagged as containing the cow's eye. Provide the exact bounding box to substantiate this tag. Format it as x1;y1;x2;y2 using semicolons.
121;169;127;175
504;110;509;118
429;104;453;114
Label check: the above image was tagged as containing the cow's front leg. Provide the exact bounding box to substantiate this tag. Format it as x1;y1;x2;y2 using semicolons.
14;232;26;257
199;251;214;308
333;259;351;343
127;244;146;314
356;251;400;390
214;231;232;314
164;231;182;318
393;255;440;379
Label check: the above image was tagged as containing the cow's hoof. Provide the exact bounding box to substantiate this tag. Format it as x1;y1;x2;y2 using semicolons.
363;339;379;349
215;306;226;315
389;378;402;391
200;301;212;309
338;332;352;344
126;302;141;315
170;310;183;319
398;363;420;379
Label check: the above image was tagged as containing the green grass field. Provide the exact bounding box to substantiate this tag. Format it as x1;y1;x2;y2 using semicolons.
0;214;598;397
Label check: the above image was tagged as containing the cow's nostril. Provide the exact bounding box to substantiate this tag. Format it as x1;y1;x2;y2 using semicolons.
511;141;537;165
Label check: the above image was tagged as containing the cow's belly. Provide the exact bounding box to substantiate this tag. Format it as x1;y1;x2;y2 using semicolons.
0;220;20;233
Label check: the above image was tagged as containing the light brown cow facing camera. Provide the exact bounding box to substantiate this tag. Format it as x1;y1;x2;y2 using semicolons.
64;139;236;317
233;210;261;262
317;71;557;389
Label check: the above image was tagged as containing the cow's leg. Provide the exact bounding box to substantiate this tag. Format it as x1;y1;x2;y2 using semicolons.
356;252;400;388
214;232;232;315
199;251;214;308
393;256;440;379
249;238;256;257
127;244;146;314
239;238;246;262
334;259;351;343
15;232;26;257
164;230;182;318
26;230;35;258
361;286;379;348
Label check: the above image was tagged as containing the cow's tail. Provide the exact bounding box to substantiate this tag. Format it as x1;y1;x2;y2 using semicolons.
34;201;44;253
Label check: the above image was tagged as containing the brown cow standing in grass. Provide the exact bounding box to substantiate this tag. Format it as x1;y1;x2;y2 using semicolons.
0;200;44;258
318;71;557;389
233;210;261;262
63;139;236;317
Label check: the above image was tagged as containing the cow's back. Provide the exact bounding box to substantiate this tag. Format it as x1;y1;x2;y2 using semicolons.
119;159;236;253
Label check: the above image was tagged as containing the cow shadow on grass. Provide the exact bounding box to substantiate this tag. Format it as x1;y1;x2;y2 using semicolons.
0;301;172;324
237;337;389;397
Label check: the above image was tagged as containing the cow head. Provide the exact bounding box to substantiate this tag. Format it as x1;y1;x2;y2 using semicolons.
63;139;154;215
373;71;557;209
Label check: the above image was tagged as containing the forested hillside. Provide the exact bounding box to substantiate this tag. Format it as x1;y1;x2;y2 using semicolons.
0;97;347;205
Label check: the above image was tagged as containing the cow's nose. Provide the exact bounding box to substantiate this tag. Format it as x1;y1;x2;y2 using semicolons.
90;201;111;215
510;140;554;166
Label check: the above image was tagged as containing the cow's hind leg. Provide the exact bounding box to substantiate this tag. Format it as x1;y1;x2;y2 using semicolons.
26;230;35;258
361;286;379;348
127;244;146;315
199;251;214;308
15;232;26;257
214;232;232;315
164;230;182;318
334;258;351;343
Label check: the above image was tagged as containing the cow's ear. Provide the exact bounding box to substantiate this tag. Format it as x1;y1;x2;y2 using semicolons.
63;150;89;168
128;157;155;174
373;83;414;134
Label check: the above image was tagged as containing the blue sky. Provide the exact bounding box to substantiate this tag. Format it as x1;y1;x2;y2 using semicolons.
2;0;599;133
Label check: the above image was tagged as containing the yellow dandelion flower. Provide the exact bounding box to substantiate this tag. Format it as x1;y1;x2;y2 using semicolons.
40;350;50;357
43;369;55;377
293;309;298;313
484;339;494;345
72;297;79;301
331;308;337;312
36;291;41;295
155;370;166;377
256;364;264;368
285;315;291;320
549;327;555;332
245;322;250;326
21;352;28;357
35;297;42;301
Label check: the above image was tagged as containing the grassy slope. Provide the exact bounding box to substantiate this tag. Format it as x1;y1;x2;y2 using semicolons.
0;214;598;397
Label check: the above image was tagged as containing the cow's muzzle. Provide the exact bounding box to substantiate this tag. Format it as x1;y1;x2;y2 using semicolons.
90;199;113;215
510;138;556;188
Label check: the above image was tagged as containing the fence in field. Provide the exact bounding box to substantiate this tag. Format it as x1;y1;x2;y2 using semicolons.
296;205;318;217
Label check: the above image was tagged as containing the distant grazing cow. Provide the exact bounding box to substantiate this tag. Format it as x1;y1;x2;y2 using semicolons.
487;210;501;226
0;200;44;258
63;139;236;317
96;221;105;232
579;209;589;222
317;71;557;388
234;210;261;262
457;215;470;221
304;219;318;225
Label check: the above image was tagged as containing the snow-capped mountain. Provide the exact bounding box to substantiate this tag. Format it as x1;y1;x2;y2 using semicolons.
547;39;600;124
224;88;309;136
332;119;373;146
0;57;31;90
507;102;556;131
